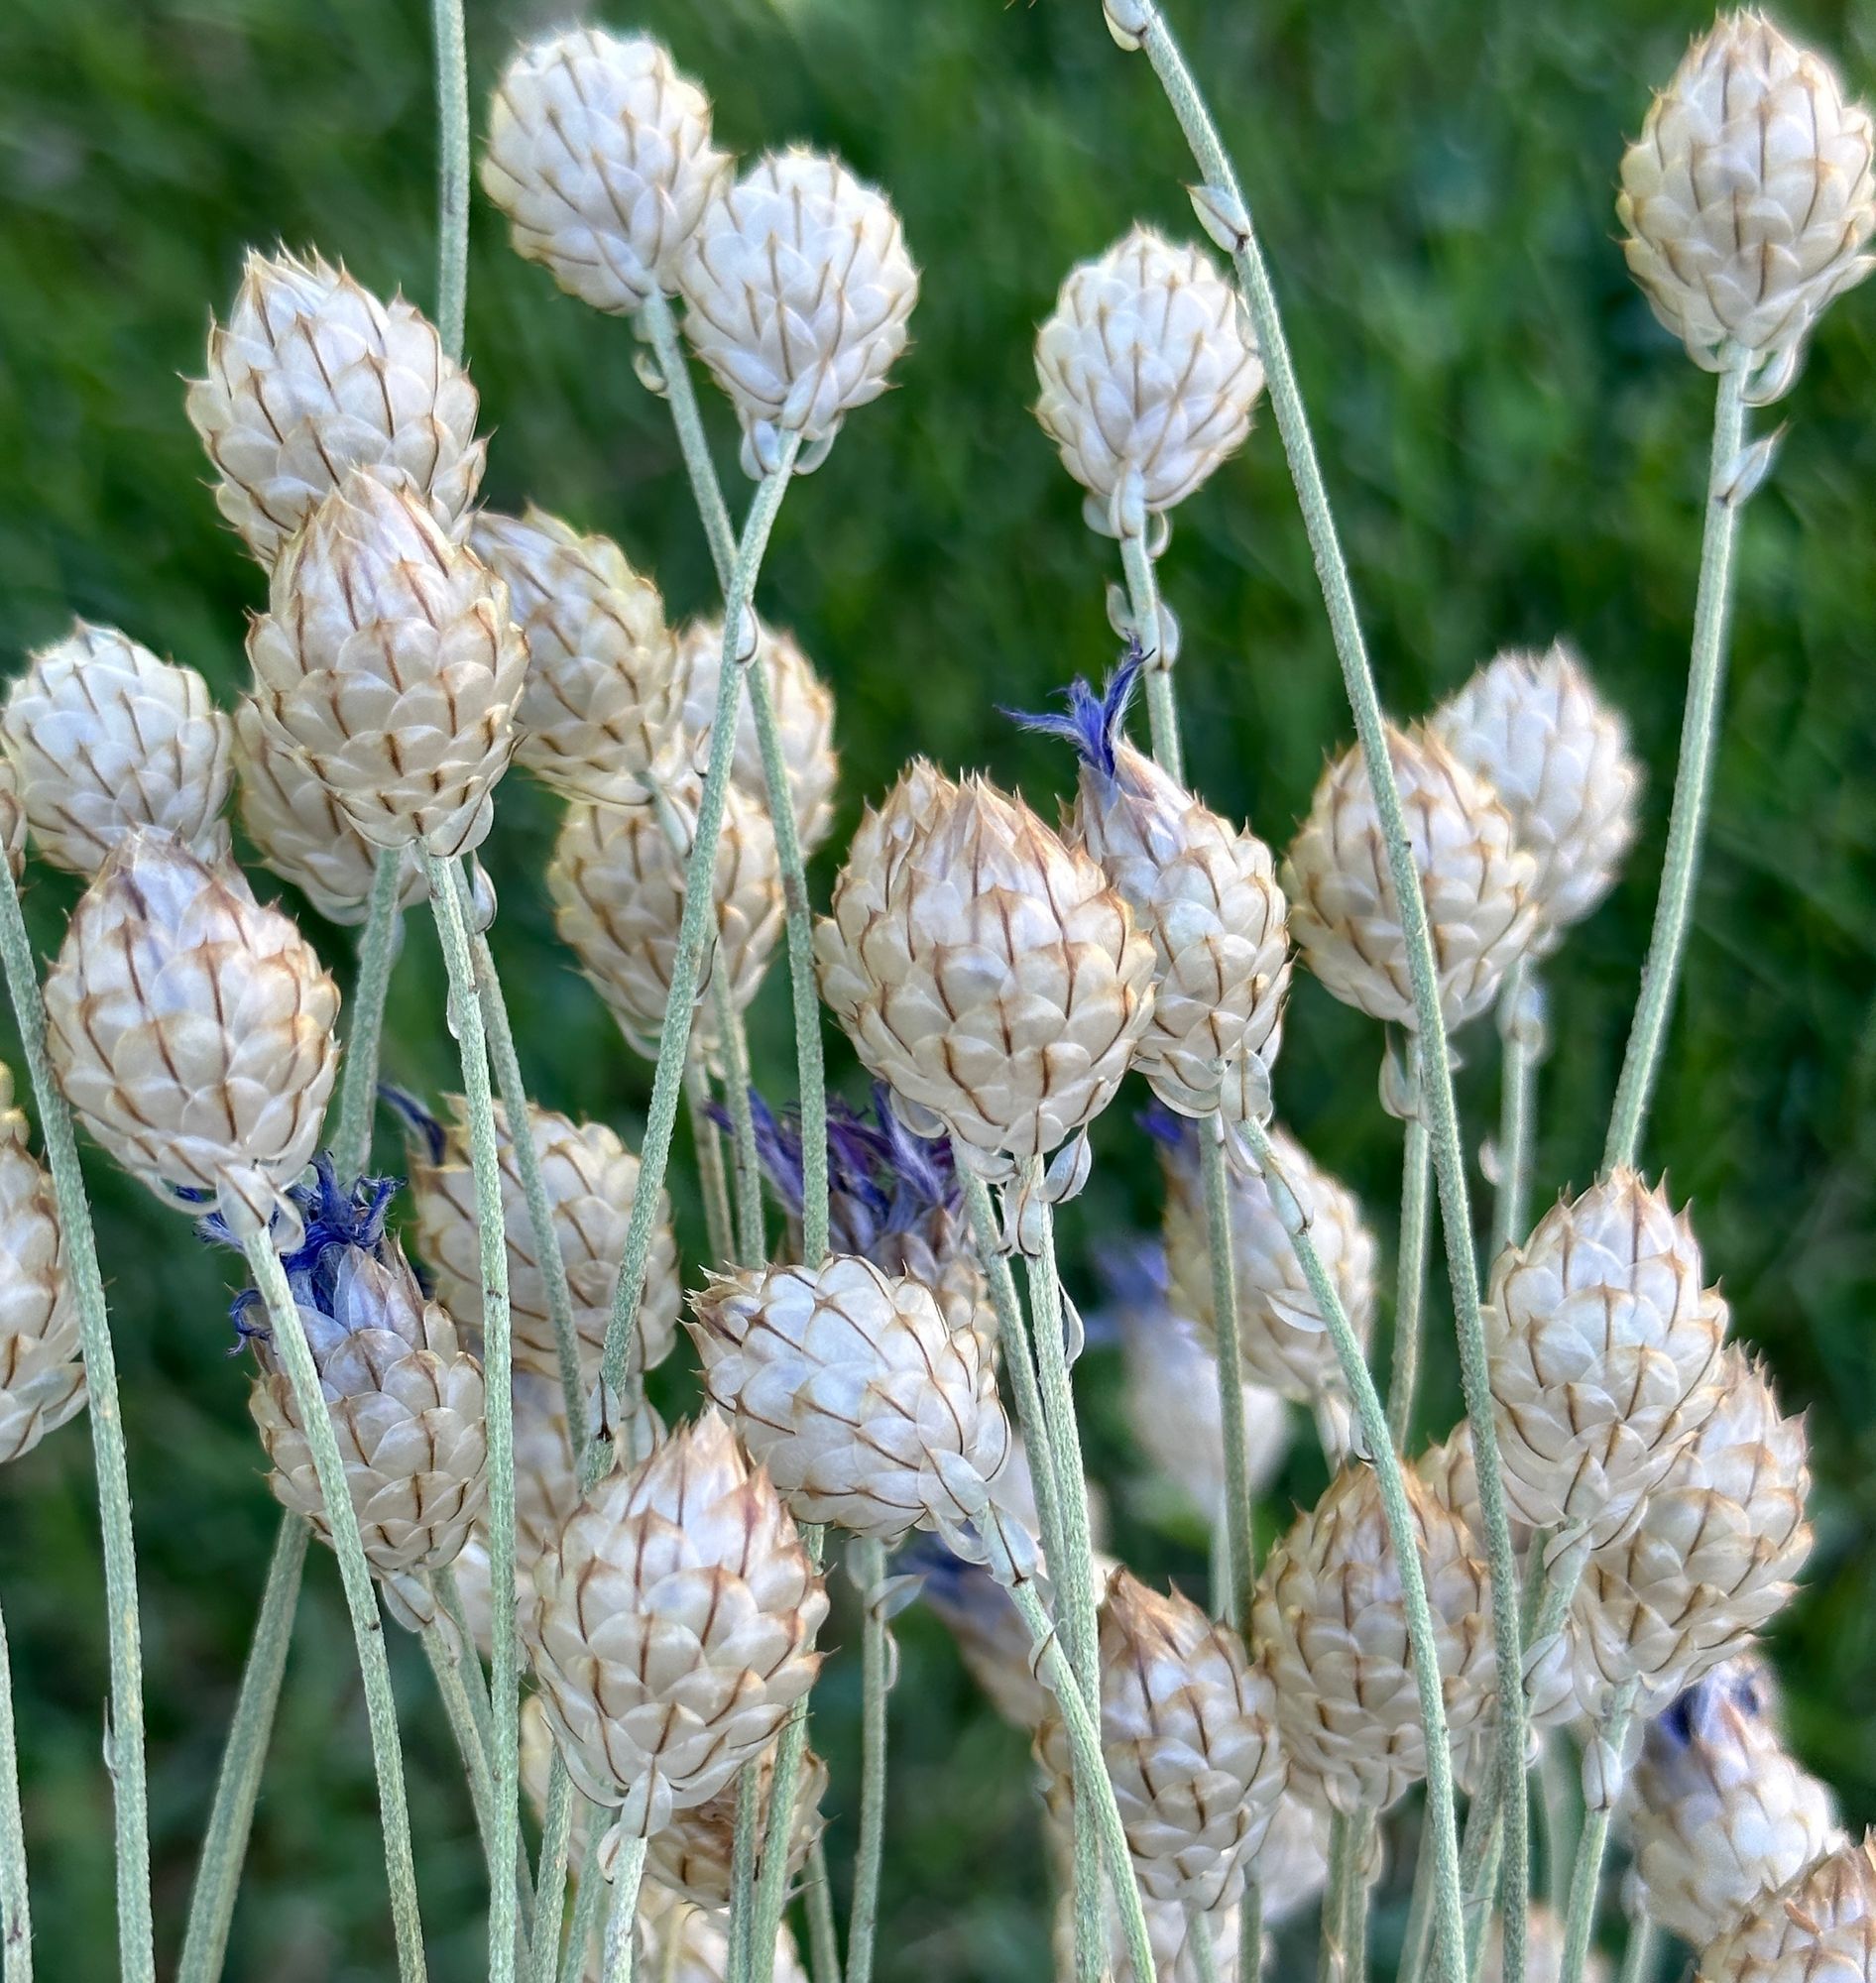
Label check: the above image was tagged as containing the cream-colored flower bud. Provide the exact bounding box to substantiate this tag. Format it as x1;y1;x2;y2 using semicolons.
482;29;730;316
1572;1347;1811;1716
1160;1120;1377;1404
244;1165;486;1628
0;1067;84;1465
44;829;339;1239
1039;1569;1283;1913
548;777;783;1062
1253;1795;1335;1926
247;468;526;860
1252;1463;1495;1813
669;616;838;856
402;1093;681;1386
816;761;1155;1180
645;1741;828;1911
469;506;678;806
1618;15;1876;386
632;1888;809;1983
679;149;919;472
689;1254;1010;1543
0;757;23;881
187;248;484;567
525;1410;827;1833
1430;642;1641;949
1486;1169;1728;1545
232;696;425;925
1697;1834;1876;1983
1284;724;1539;1032
1025;663;1286;1122
1632;1657;1843;1949
1;623;234;876
1034;225;1263;536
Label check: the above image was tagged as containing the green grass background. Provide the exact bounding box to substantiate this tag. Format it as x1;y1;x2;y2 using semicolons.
4;0;1876;1974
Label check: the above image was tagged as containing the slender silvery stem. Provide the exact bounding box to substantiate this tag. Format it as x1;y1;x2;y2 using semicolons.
176;1518;309;1983
1345;1811;1376;1983
430;0;468;361
1540;1733;1579;1915
1604;360;1750;1175
1236;1115;1466;1983
632;297;830;1264
727;1761;762;1983
420;1623;498;1879
598;1834;648;1983
711;983;766;1266
1185;1907;1222;1983
240;1231;427;1981
1200;1122;1253;1627
1388;1048;1431;1449
1559;1680;1641;1983
1616;1911;1657;1983
1120;17;1532;1968
0;862;152;1983
1005;1576;1158;1983
686;1059;737;1269
422;849;519;1983
0;1590;32;1983
590;438;802;1490
332;853;404;1175
559;1823;608;1983
1240;1883;1263;1983
847;1539;891;1983
1319;1815;1354;1983
1491;964;1543;1260
1118;530;1182;779
804;1836;841;1983
528;1752;576;1983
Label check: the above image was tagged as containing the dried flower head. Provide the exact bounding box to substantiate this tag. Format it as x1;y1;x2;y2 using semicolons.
1034;224;1263;536
548;776;783;1062
469;505;679;806
230;1163;486;1631
0;757;24;882
679;148;919;475
1159;1116;1378;1404
247;467;527;860
1039;1569;1283;1912
0;1066;85;1465
398;1091;681;1387
1618;14;1876;391
1486;1169;1728;1546
1018;660;1289;1126
0;623;234;877
482;29;731;315
688;1253;1010;1543
45;828;339;1240
669;615;839;857
186;248;484;567
1252;1463;1495;1813
1430;642;1641;950
1284;723;1539;1032
524;1410;827;1834
1697;1834;1876;1983
816;761;1155;1181
645;1740;828;1911
1633;1657;1843;1948
632;1887;810;1983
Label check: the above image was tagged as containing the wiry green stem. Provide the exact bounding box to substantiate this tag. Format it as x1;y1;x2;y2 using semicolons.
420;1623;498;1880
1186;1908;1222;1983
560;1824;608;1983
0;863;152;1983
1200;1123;1253;1628
1559;1681;1640;1983
804;1837;841;1983
528;1753;577;1983
430;0;469;362
1123;18;1531;1972
241;1232;426;1981
847;1540;891;1983
1240;1884;1263;1983
598;1835;648;1983
1617;1911;1656;1983
712;985;766;1268
1604;361;1749;1175
1118;530;1182;780
0;1590;32;1983
686;1059;738;1270
590;438;801;1489
1388;1051;1432;1450
1491;964;1542;1261
176;1519;309;1983
728;1762;762;1983
332;853;404;1175
422;851;518;1983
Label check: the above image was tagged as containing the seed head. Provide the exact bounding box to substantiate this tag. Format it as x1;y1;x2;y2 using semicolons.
1252;1462;1496;1813
482;29;731;315
1486;1169;1728;1545
247;468;527;860
1697;1834;1876;1983
688;1253;1010;1544
1034;224;1263;536
470;505;679;806
525;1410;827;1833
44;829;339;1241
187;248;484;567
1618;14;1876;390
0;1066;85;1465
633;1888;810;1983
0;757;23;881
816;761;1155;1181
1;623;234;878
548;776;783;1062
679;149;919;475
1430;642;1641;950
669;615;839;857
645;1740;828;1911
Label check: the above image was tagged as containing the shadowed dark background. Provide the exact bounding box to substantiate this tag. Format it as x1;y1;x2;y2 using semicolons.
4;0;1876;1975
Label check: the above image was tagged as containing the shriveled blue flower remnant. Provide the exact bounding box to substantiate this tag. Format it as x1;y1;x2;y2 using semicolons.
1004;644;1145;781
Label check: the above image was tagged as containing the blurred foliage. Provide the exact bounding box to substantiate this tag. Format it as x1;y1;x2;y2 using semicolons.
4;0;1876;1975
